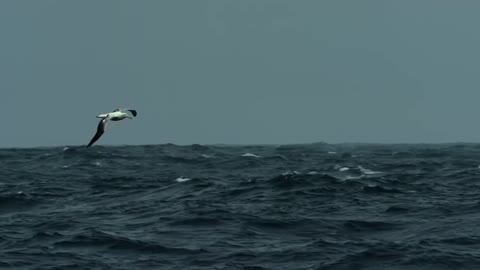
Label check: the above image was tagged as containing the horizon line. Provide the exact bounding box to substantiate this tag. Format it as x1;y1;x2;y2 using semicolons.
1;141;480;149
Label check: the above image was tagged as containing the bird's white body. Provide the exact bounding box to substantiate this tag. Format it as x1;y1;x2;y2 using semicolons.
97;111;131;121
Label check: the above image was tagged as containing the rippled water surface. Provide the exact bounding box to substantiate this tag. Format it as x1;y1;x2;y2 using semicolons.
2;143;480;269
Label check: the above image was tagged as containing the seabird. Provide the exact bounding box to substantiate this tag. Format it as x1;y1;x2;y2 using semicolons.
86;108;137;148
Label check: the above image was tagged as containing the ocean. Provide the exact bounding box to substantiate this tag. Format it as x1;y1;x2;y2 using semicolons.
1;143;480;269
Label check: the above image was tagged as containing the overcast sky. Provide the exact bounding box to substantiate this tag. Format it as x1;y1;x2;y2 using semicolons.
2;1;480;147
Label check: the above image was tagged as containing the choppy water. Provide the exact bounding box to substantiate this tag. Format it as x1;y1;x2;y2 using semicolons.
2;143;480;269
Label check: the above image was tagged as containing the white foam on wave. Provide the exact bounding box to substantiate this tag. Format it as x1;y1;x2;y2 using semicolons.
307;171;319;175
63;147;69;151
328;151;337;154
282;171;300;176
343;175;363;180
242;153;261;158
339;167;350;172
358;166;381;175
175;177;191;183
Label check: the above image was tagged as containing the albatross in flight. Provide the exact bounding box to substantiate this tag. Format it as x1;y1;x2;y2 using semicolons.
86;108;137;148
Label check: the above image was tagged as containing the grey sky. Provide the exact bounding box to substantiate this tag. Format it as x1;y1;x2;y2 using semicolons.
1;0;480;147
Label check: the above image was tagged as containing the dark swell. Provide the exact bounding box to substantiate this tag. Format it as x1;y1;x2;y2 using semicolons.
0;143;479;269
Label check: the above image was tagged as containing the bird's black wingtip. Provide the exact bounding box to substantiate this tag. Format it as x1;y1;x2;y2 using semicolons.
128;109;137;117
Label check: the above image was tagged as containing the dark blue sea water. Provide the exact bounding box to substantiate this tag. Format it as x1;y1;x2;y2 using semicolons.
2;143;480;269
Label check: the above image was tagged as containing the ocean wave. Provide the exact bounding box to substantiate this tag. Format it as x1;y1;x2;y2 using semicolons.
168;217;223;227
362;184;404;194
163;155;209;164
0;193;39;214
341;219;400;233
55;229;208;255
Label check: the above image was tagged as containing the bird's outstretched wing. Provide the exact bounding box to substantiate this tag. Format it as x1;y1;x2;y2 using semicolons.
86;118;109;148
